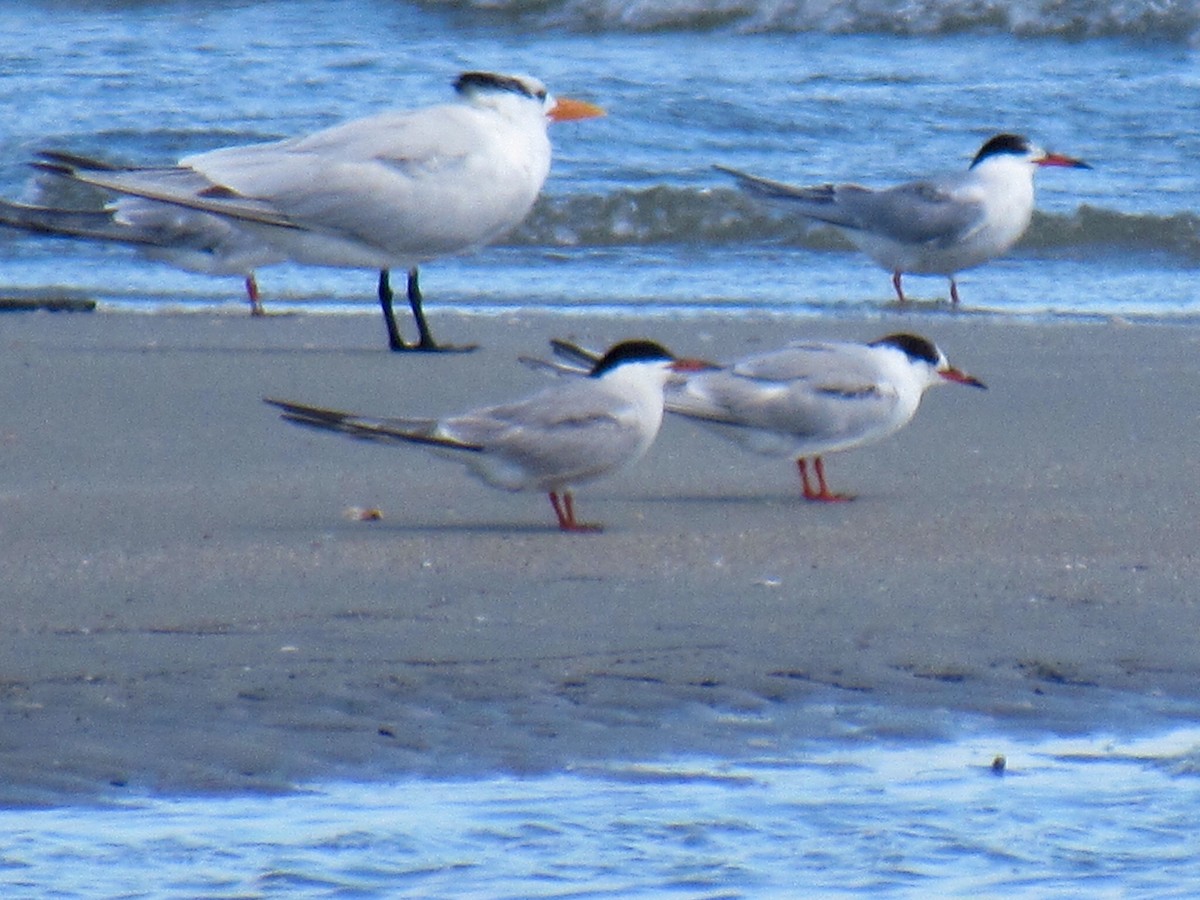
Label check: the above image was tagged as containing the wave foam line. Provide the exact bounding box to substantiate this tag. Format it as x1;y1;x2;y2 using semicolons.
415;0;1200;43
510;188;1200;260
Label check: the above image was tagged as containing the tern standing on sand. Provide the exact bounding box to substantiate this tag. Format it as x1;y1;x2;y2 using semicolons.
267;341;710;532
545;333;985;502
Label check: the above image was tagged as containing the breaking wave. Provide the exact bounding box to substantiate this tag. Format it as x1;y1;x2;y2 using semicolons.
512;187;1200;261
25;176;1200;262
416;0;1200;43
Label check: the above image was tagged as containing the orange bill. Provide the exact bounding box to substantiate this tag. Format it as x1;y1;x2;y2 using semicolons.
548;96;606;122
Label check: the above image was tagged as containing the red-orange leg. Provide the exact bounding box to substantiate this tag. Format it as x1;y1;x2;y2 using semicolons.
797;457;853;503
548;491;603;532
245;274;265;317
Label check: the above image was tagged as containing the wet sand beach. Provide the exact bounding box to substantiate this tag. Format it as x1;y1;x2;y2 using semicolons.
2;309;1199;804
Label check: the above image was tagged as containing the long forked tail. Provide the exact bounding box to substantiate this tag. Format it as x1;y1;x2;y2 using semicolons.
264;398;482;452
37;149;125;173
3;152;134;243
516;337;606;380
713;164;838;205
517;338;602;378
0;199;140;243
549;338;602;368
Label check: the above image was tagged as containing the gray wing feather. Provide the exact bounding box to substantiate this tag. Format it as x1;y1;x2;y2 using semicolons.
667;343;899;443
444;382;642;479
829;180;986;246
717;163;986;246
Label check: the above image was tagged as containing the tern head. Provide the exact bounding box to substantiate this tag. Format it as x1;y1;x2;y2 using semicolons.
871;333;987;390
588;340;712;381
588;340;675;379
970;133;1091;171
454;71;604;123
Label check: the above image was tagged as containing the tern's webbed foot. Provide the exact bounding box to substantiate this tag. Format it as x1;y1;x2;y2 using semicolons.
388;338;478;354
549;491;603;533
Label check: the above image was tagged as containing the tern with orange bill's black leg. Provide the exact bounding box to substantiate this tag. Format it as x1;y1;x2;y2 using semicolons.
267;341;711;532
717;133;1089;306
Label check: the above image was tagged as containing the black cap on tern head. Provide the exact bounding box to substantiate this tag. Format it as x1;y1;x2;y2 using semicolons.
589;340;675;377
454;71;545;102
970;133;1032;168
869;333;941;367
873;333;987;389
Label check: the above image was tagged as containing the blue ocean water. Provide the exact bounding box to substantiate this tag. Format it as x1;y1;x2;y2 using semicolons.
3;1;1200;895
0;0;1197;320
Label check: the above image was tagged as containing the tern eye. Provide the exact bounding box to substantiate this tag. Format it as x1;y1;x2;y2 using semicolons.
535;89;547;101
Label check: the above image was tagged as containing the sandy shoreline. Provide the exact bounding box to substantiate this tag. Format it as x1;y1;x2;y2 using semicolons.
2;307;1199;804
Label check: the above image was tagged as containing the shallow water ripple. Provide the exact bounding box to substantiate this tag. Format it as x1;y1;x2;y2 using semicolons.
4;730;1200;897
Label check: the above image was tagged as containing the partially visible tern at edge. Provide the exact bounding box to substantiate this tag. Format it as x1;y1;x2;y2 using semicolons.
0;70;603;350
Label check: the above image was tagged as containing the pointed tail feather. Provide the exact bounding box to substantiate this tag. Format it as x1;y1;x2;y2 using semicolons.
36;150;124;172
714;164;838;205
0;198;165;246
516;354;583;378
516;338;605;378
548;338;602;369
264;398;483;453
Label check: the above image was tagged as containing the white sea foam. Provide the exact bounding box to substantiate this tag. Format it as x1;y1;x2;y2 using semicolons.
6;726;1200;897
419;0;1200;42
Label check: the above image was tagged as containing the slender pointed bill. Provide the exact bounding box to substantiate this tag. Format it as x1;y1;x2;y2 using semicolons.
1038;152;1091;170
548;97;605;122
670;357;718;373
941;367;987;389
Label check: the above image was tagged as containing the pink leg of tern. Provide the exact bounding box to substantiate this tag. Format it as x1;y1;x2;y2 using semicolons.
797;457;853;503
548;491;603;533
245;274;265;317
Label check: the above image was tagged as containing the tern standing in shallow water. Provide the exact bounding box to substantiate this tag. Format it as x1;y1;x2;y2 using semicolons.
22;71;604;349
545;333;985;502
267;341;711;532
0;152;283;316
717;133;1090;305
